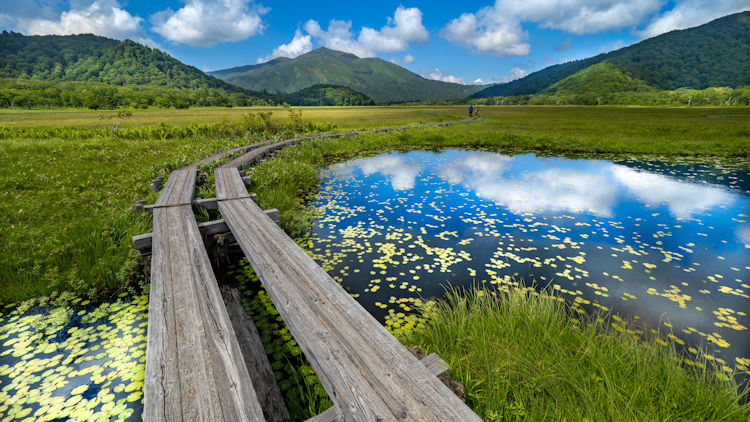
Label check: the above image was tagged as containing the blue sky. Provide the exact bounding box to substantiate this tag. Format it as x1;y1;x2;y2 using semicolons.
1;0;747;84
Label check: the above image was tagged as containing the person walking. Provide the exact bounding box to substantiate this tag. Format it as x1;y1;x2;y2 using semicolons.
475;107;480;118
468;104;474;119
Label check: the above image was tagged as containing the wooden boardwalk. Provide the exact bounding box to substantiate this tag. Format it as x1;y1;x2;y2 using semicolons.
215;143;481;420
140;118;482;421
143;164;265;421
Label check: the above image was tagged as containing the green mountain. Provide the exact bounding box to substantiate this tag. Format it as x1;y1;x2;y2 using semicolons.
543;62;655;95
0;31;243;90
210;48;485;104
0;32;378;108
473;11;750;98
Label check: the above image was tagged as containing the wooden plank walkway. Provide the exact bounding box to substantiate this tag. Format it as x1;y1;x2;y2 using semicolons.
143;164;265;421
139;118;482;421
215;152;482;420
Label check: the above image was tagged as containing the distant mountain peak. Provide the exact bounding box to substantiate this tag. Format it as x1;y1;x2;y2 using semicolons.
210;47;485;104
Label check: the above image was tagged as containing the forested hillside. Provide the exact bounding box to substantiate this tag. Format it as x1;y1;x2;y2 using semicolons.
472;11;750;98
210;48;484;104
272;84;374;106
0;31;241;90
0;32;380;108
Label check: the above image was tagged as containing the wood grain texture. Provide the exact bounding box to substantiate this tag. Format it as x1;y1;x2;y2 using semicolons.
144;166;265;422
215;168;481;422
306;353;452;422
222;286;292;422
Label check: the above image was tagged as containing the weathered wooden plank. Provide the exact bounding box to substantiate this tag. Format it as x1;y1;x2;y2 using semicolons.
144;165;265;422
215;169;481;421
222;286;292;422
143;207;181;422
306;353;452;422
181;209;264;421
421;353;450;377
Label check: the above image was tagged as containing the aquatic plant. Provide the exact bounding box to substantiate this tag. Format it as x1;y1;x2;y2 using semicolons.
233;259;332;420
0;294;148;421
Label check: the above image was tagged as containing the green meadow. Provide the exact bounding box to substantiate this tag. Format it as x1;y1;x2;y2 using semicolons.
1;106;748;303
1;106;749;420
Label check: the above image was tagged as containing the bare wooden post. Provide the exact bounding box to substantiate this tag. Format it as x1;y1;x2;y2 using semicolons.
222;286;291;422
150;176;164;192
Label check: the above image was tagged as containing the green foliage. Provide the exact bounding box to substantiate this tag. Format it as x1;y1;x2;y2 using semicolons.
210;47;484;104
544;62;655;95
0;108;334;304
0;31;238;90
234;261;332;419
399;287;750;421
475;85;750;106
275;84;375;106
473;11;750;98
0;78;271;110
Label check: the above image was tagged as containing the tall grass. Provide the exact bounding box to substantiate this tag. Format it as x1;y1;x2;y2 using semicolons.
0;110;332;304
4;106;748;304
399;287;750;421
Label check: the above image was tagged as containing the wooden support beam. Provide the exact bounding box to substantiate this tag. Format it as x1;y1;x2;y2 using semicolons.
133;207;275;253
133;219;230;252
144;193;258;211
221;286;291;422
263;208;280;224
305;353;452;422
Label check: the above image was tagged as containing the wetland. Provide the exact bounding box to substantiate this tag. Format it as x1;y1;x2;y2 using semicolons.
306;149;750;375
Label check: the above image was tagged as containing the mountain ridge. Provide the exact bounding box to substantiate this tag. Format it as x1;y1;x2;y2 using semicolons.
210;47;486;104
472;11;750;98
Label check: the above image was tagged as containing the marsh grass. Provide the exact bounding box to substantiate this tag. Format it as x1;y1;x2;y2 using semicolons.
399;287;750;421
3;106;747;305
0;135;239;303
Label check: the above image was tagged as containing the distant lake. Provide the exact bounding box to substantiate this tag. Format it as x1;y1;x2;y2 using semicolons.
306;149;750;375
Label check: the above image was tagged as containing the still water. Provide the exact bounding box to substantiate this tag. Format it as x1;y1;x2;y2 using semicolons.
307;149;750;374
0;296;147;421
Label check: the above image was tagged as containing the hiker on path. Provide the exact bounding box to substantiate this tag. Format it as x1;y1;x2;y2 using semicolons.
475;107;480;118
468;104;474;119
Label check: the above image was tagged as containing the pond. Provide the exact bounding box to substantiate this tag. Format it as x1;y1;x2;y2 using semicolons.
0;295;147;421
306;149;750;375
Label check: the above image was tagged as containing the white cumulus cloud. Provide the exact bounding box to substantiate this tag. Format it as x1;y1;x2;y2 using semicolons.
303;6;428;57
499;67;529;82
152;0;267;47
442;9;530;57
353;153;424;191
257;29;313;63
14;0;154;46
610;165;734;219
443;0;661;57
420;68;466;84
637;0;749;38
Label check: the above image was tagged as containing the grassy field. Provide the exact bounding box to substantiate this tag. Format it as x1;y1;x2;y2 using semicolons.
399;287;750;421
2;106;748;153
1;106;748;304
2;105;749;419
